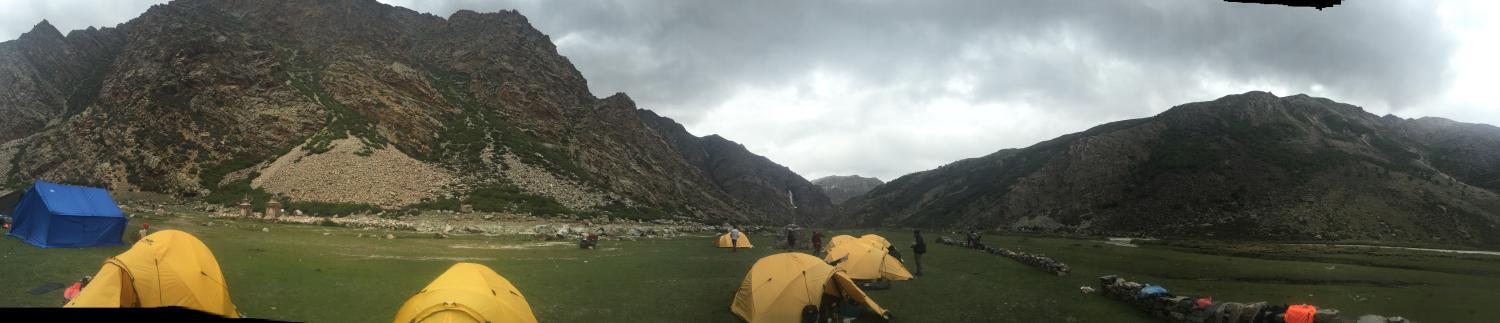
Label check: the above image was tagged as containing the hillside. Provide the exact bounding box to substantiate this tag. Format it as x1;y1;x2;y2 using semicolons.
812;175;884;204
841;92;1500;247
0;0;830;224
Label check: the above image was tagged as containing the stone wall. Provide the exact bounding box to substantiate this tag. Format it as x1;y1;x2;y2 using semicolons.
936;236;1071;276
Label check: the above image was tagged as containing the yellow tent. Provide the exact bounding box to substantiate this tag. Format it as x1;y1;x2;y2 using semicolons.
731;253;890;323
716;232;753;248
825;235;857;252
65;230;240;317
393;262;538;323
859;234;892;250
824;239;913;281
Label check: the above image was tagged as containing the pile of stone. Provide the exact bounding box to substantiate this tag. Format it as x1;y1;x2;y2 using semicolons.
936;236;1071;276
525;223;716;241
209;213;415;231
1097;275;1412;323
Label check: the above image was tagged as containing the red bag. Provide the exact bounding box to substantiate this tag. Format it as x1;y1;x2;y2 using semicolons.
1285;304;1317;323
63;282;82;300
1195;297;1213;309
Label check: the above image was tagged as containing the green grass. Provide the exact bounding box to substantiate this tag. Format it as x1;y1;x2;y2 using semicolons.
201;179;275;209
3;214;1497;322
409;184;573;216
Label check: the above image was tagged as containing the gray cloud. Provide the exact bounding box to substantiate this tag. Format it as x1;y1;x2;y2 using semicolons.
405;0;1461;180
3;0;1480;181
0;0;168;39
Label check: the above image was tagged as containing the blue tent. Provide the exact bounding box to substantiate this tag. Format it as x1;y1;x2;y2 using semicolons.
7;181;127;248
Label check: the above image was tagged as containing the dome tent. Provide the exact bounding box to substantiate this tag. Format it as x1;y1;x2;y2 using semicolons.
824;235;913;281
716;232;754;248
731;253;890;323
393;262;538;323
65;230;240;317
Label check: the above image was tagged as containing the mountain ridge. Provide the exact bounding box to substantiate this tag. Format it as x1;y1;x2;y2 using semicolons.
0;0;831;224
841;91;1500;247
811;175;884;205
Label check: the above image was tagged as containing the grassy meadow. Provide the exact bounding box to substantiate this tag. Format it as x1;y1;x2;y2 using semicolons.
2;211;1498;322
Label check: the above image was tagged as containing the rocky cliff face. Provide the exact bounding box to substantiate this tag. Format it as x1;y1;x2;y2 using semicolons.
812;175;884;204
0;0;831;224
0;20;125;144
843;92;1500;247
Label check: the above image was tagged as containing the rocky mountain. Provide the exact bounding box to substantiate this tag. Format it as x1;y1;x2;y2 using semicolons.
0;0;830;224
812;175;884;204
841;92;1500;247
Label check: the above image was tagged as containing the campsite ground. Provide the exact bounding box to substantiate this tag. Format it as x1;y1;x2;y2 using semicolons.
3;207;1499;322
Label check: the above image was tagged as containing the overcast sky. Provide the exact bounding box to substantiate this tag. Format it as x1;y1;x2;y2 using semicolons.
3;0;1498;181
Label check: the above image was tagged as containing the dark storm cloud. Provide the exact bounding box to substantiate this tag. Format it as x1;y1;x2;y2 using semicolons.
379;1;1455;122
380;0;1457;179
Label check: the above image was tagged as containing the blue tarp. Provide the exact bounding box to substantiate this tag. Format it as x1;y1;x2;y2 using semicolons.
1139;285;1169;297
6;181;126;248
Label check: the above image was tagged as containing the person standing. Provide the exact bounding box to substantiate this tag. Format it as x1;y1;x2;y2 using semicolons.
911;230;927;277
133;223;152;243
785;227;797;250
811;231;824;254
729;227;741;252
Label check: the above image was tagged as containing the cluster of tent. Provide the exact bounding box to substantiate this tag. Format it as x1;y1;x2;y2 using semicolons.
2;181;541;321
12;180;916;322
728;233;914;322
56;228;538;322
823;234;914;281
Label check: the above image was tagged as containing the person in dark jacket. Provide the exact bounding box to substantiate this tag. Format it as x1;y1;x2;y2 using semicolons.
786;227;798;250
911;229;926;276
811;231;824;254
